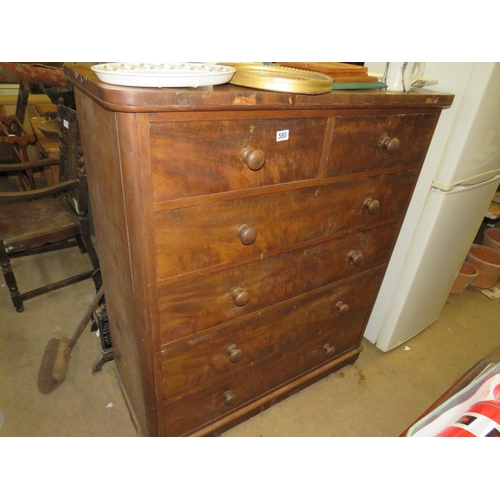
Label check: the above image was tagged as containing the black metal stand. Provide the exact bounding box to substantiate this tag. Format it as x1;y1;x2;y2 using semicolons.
90;270;114;374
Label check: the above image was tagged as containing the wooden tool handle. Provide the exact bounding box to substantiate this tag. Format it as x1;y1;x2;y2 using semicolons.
68;286;105;349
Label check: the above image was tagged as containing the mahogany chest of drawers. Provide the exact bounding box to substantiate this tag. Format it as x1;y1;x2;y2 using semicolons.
65;64;453;436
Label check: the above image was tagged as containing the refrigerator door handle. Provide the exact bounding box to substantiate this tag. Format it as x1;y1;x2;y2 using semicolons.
433;170;500;191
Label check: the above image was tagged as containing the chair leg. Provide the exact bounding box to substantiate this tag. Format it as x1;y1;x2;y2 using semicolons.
85;236;100;271
74;234;87;254
0;240;24;312
79;217;100;270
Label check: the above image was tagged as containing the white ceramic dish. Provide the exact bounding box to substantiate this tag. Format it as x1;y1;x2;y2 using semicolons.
368;71;438;88
91;63;236;88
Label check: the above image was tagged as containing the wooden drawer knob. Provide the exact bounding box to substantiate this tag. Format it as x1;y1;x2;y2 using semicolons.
222;390;237;406
363;198;380;214
237;224;257;245
232;287;250;307
347;250;364;266
227;344;243;363
380;136;400;155
243;147;266;171
335;301;349;315
323;343;336;356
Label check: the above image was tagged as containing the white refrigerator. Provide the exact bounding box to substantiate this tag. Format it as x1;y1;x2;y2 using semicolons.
363;62;500;352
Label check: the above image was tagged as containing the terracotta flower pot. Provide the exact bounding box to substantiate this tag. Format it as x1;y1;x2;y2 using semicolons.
450;261;479;294
483;227;500;252
466;245;500;288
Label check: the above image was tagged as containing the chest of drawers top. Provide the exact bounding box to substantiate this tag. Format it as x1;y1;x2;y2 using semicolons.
65;64;453;113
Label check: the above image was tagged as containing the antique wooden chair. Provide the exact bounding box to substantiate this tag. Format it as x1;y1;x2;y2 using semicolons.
0;80;37;189
0;103;99;312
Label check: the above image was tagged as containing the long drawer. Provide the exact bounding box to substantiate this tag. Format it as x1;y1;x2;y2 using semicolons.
326;113;438;177
162;310;369;436
150;116;328;202
161;269;384;402
158;222;400;343
155;170;418;279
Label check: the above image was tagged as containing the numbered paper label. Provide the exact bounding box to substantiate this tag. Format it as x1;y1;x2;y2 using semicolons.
276;129;289;142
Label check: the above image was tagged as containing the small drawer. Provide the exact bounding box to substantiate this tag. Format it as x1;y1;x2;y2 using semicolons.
158;222;400;343
161;311;368;436
326;113;439;177
150;117;327;202
160;269;384;402
155;170;418;279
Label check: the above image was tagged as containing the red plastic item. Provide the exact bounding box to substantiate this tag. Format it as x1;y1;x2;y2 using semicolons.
437;384;500;437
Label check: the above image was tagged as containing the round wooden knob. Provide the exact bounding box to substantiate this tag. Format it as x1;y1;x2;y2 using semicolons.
227;344;243;363
242;147;266;171
222;390;237;405
380;136;400;155
324;343;336;356
237;224;257;245
335;301;349;315
347;250;364;266
232;287;250;307
363;198;380;214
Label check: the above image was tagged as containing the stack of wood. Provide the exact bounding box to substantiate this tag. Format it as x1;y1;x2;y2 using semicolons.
276;62;379;83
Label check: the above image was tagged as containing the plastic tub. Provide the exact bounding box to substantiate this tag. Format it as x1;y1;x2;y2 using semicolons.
450;261;479;294
466;245;500;288
483;227;500;252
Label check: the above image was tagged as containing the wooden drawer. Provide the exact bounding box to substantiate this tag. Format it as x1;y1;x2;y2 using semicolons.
326;113;438;177
155;170;418;279
150;117;327;202
158;222;400;343
162;311;369;436
161;269;384;402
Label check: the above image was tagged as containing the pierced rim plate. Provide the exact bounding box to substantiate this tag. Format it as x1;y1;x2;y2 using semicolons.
91;63;236;88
